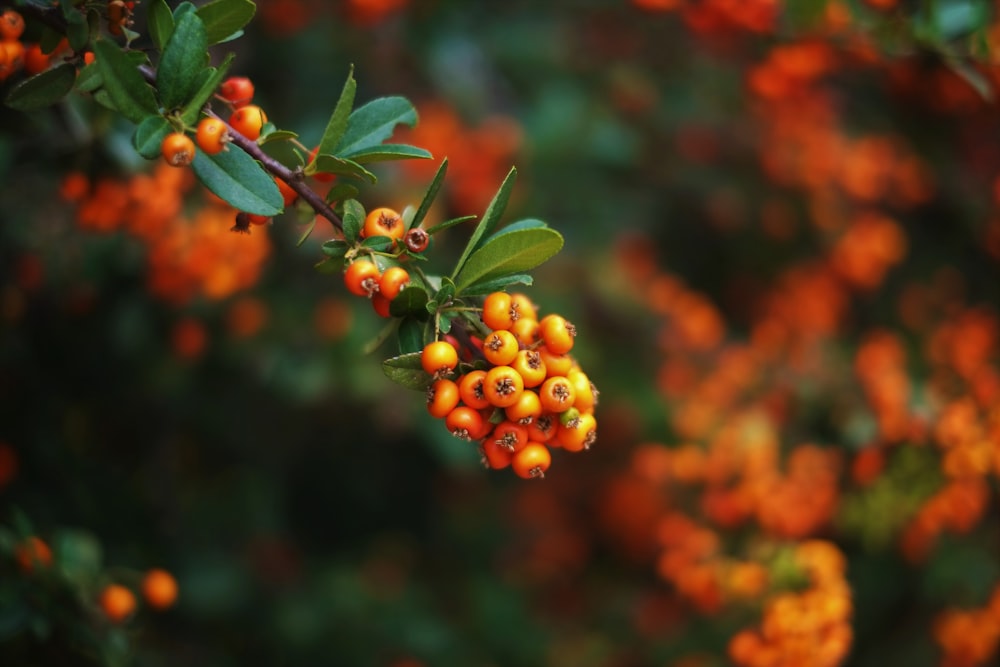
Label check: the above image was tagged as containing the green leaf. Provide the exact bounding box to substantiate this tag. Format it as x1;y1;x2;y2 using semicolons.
454;227;563;293
334;96;418;156
410;158;447;230
191;145;283;216
389;285;429;318
180;52;235;125
398;318;425;355
456;274;534;296
172;1;197;20
39;27;64;55
341;144;432;164
4;63;76;111
149;0;175;50
93;40;159;123
157;10;208;111
321;239;350;258
314;257;340;274
296;217;316;247
75;62;102;93
325;182;360;204
425;215;476;236
361;236;394;252
309;155;376;183
341;199;365;242
132;115;173;159
316;65;356;158
260;137;305;170
196;0;257;46
53;529;102;585
382;352;433;391
450;167;516;279
259;129;299;144
66;8;89;52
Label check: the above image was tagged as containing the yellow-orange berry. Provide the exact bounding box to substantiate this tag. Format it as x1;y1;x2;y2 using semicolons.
362;207;405;241
100;584;136;623
195;117;230;155
512;443;552;479
482;329;519;366
141;569;178;610
161;132;195;167
229;105;267;141
421;340;458;376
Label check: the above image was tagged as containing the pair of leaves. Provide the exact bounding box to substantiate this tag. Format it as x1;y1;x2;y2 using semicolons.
305;68;432;182
449;168;563;295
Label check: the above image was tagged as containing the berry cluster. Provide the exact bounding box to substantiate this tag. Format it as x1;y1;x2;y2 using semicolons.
420;292;598;479
0;8;64;81
159;76;263;169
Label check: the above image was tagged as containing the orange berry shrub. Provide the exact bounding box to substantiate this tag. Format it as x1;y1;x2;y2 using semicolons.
0;0;596;661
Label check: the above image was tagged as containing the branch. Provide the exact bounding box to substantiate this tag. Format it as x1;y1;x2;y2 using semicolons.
136;65;343;231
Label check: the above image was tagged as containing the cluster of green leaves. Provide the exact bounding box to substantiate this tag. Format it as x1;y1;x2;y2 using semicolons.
2;0;435;218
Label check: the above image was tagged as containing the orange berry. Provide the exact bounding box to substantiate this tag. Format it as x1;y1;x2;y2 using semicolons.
343;260;380;297
567;369;597;412
445;405;486;441
0;9;25;40
527;413;557;442
229;104;267;141
482;292;518;331
491;420;529;453
99;584;136;623
378;266;410;300
505;389;542;424
539;314;576;354
427;378;460;419
484;365;524;408
481;438;513;470
512;443;552;479
362;207;405;241
482;329;519;366
510;316;539;346
371;292;392;317
538;346;573;377
421;340;458;376
556;411;597;452
218;76;254;108
458;369;491;410
539;376;576;413
509;293;537;321
275;177;298;206
195;117;229;155
141;569;178;610
161;132;195;167
23;44;50;75
511;349;546;388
